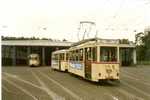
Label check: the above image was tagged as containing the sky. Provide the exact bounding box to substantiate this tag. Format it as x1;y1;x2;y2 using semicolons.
0;0;150;42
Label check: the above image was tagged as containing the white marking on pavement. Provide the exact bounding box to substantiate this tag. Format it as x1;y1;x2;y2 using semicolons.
2;85;12;93
122;71;150;86
30;71;64;100
116;88;144;100
112;96;118;100
121;80;150;98
3;77;38;100
3;72;44;90
2;84;24;95
39;71;82;100
106;80;144;100
104;93;119;100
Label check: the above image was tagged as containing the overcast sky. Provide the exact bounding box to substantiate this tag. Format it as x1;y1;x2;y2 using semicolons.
0;0;150;42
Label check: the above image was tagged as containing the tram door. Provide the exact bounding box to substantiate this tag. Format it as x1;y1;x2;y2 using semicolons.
59;53;64;70
84;48;92;79
59;60;61;70
57;54;61;70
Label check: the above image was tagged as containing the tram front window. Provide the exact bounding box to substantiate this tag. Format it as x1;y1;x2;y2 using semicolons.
100;47;117;62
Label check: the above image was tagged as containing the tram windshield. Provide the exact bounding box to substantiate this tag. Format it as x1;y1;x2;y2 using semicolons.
52;54;59;60
29;54;39;60
100;47;117;62
60;53;65;60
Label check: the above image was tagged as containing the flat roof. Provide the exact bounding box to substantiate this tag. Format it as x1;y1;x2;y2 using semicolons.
1;40;73;47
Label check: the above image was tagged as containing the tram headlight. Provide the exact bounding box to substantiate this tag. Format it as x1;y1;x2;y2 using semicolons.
117;73;119;76
98;73;101;77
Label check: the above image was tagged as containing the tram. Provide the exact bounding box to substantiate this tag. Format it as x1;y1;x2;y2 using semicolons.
28;54;40;67
68;38;120;82
51;38;137;82
51;49;69;71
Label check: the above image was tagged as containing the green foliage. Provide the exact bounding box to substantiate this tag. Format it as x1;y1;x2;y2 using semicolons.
2;36;54;41
119;39;129;44
137;61;150;65
135;31;150;61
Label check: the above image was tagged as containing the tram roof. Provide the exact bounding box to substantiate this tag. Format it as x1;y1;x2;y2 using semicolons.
52;49;68;54
71;38;135;48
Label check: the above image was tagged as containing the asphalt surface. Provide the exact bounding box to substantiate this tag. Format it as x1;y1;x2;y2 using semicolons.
2;65;150;100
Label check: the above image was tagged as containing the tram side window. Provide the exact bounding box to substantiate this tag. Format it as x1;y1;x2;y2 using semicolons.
72;51;76;61
85;47;97;61
62;53;64;60
52;54;56;60
85;47;92;61
69;51;73;61
100;47;117;62
79;49;83;61
66;53;68;60
92;47;97;61
60;53;64;60
52;55;54;60
55;54;59;60
75;50;79;61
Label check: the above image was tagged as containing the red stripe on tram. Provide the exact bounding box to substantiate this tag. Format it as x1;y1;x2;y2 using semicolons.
92;61;120;64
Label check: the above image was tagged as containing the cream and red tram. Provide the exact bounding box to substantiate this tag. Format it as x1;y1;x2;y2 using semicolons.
51;49;69;71
68;38;120;82
28;54;40;67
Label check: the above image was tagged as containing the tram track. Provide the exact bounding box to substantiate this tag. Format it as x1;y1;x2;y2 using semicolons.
2;66;150;100
103;81;144;100
30;70;65;100
121;72;150;86
37;70;82;100
36;67;150;100
121;69;150;83
41;69;116;100
120;79;150;99
42;69;137;100
2;77;38;100
2;72;51;100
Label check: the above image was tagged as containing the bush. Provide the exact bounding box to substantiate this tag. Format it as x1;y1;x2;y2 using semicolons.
137;61;150;65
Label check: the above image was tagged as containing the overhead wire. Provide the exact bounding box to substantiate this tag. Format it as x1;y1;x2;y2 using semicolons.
106;0;149;34
104;0;125;32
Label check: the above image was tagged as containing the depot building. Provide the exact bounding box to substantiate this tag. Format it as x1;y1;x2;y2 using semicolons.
1;39;136;66
2;40;72;66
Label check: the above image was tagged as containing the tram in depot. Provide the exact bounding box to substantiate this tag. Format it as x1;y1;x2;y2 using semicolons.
51;49;69;71
68;38;120;82
28;54;40;67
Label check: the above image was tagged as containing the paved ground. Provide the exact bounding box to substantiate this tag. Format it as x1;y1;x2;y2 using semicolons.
2;65;150;100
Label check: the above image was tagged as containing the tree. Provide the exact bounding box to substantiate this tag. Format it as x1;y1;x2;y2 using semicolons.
62;39;67;42
144;32;150;61
135;31;150;61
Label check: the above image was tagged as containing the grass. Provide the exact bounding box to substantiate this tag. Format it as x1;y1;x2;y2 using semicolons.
137;61;150;65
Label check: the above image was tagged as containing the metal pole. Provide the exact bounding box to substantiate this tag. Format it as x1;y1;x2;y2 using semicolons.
133;49;137;64
12;46;16;66
42;47;45;66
